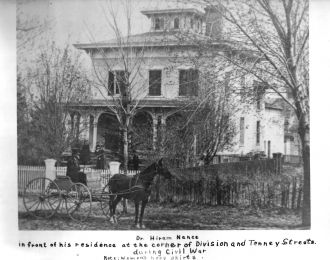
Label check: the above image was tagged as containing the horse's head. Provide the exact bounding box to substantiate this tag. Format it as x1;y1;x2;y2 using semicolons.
156;158;172;180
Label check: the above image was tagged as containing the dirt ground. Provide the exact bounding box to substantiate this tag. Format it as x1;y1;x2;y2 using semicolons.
18;197;305;230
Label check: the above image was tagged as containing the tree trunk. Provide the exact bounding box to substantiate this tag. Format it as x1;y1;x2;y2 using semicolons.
122;122;129;213
123;126;129;174
299;123;310;227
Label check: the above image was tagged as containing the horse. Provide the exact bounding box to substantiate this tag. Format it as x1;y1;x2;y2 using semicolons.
106;158;172;228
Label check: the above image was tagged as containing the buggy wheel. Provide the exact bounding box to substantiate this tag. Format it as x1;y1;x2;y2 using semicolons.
66;183;91;222
23;177;61;219
100;185;114;219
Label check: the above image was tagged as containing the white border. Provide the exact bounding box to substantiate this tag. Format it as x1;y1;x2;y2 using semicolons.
1;0;330;259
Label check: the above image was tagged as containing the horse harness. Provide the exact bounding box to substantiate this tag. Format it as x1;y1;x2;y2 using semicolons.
109;164;159;196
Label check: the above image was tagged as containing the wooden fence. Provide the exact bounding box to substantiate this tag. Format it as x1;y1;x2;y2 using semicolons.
150;159;303;209
18;159;302;209
17;165;138;195
283;155;302;165
18;166;46;195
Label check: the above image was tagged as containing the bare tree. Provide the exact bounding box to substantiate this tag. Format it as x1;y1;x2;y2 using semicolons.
163;61;238;166
81;0;161;173
185;0;309;225
20;43;91;164
162;28;242;167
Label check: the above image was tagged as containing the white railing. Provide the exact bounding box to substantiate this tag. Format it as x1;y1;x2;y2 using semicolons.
18;166;46;195
18;165;139;194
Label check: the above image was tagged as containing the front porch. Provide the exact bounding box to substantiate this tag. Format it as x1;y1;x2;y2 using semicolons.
66;99;194;166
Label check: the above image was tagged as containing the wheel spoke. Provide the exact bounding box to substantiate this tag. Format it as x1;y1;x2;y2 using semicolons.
26;200;40;211
34;200;42;212
66;203;78;212
48;197;60;208
23;177;61;219
66;183;91;222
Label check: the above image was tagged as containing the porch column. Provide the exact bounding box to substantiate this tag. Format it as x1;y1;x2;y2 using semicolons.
79;114;90;142
152;117;158;151
64;112;71;139
89;115;94;151
160;116;166;156
91;120;98;152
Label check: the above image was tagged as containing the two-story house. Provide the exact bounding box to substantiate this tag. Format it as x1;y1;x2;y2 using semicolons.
70;5;285;164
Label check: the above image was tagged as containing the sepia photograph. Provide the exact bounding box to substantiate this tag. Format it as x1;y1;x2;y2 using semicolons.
15;0;311;231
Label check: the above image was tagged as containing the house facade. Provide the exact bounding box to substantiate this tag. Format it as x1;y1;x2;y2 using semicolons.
69;5;287;164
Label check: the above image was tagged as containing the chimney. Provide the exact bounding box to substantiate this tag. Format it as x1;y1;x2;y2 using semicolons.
204;5;223;38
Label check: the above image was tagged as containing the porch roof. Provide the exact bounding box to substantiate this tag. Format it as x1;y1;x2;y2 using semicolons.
68;98;197;109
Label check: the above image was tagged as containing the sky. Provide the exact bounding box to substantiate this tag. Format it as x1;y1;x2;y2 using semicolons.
18;0;204;47
17;0;205;70
18;0;150;49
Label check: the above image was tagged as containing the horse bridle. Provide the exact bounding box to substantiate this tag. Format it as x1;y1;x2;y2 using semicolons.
131;162;161;188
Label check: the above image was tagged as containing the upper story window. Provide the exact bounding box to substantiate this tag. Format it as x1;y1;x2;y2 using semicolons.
240;75;246;97
205;22;212;36
149;70;162;96
253;80;265;110
256;120;261;145
108;70;128;96
240;117;245;146
174;17;180;29
155;17;164;30
179;69;199;97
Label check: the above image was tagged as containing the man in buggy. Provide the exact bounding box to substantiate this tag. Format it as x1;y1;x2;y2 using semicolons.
66;148;87;185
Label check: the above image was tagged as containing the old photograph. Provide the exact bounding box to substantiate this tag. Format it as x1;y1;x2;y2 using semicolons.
16;0;310;231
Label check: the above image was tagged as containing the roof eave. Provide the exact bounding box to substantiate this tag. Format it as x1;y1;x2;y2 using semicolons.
74;41;221;50
141;8;205;17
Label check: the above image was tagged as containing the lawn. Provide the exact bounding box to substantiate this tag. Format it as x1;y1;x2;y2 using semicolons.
18;199;304;230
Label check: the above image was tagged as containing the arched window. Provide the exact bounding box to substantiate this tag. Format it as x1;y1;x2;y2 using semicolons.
174;17;179;29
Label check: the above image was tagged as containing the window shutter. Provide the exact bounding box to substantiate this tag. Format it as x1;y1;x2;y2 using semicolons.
179;69;198;96
256;121;260;145
191;69;198;96
108;71;114;95
116;71;127;96
179;70;186;96
240;117;245;146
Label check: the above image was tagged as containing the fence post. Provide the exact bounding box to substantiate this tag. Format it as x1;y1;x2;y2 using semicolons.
44;159;57;180
109;161;121;174
273;153;282;174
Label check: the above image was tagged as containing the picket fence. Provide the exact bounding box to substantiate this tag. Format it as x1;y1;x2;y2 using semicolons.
18;159;302;210
17;165;138;195
151;175;303;209
150;160;303;209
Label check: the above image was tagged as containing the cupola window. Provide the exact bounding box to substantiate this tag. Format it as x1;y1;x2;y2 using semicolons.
155;17;164;30
174;17;179;29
